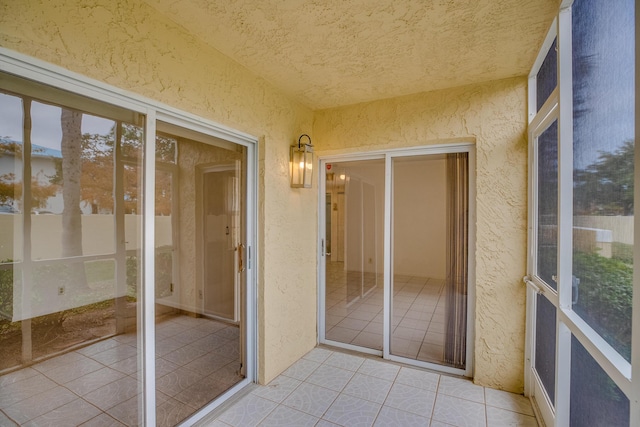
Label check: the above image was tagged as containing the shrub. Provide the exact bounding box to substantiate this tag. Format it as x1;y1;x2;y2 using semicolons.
573;251;632;360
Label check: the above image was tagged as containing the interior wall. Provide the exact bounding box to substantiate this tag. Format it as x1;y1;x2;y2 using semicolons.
339;162;385;276
0;0;317;385
314;77;528;393
393;158;447;279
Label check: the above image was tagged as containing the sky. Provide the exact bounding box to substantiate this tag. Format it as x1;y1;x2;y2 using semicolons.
0;93;115;150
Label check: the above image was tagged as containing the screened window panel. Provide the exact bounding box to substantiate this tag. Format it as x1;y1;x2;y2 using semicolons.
536;120;558;290
570;336;629;426
571;0;634;362
536;38;557;111
535;294;556;406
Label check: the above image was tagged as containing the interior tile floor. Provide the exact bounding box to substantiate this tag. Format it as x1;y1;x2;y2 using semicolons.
0;314;243;427
325;261;448;364
197;346;539;427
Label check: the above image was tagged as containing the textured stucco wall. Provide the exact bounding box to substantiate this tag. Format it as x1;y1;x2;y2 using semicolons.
314;77;528;393
0;0;317;384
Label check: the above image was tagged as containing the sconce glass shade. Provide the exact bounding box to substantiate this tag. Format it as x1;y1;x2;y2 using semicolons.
290;143;314;188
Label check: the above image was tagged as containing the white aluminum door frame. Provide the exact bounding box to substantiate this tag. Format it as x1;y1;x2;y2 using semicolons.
0;47;259;426
318;142;475;378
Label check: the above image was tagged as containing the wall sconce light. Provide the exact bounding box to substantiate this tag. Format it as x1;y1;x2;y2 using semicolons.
290;134;314;188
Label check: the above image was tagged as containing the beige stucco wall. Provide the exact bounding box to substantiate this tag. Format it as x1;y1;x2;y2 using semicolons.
1;0;530;393
0;0;317;384
314;77;528;393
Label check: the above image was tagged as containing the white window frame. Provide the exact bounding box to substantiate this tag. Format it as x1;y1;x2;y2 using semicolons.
0;47;259;427
526;1;639;425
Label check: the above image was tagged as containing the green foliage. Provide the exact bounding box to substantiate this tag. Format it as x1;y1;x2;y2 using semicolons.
0;261;14;319
573;251;633;360
574;140;634;216
612;242;634;265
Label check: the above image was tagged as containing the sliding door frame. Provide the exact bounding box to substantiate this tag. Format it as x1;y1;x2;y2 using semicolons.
318;142;476;378
0;47;259;426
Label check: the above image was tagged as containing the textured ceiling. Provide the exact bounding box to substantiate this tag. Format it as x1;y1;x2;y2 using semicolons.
143;0;557;110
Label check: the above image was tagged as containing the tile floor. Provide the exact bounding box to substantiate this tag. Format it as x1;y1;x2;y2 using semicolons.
325;261;448;364
0;314;243;426
198;346;539;427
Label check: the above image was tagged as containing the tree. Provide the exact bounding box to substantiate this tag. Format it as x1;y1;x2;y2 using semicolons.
60;109;83;256
574;140;634;216
0;141;59;209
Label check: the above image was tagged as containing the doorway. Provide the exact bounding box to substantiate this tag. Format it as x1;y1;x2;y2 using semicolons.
319;146;474;376
201;165;241;323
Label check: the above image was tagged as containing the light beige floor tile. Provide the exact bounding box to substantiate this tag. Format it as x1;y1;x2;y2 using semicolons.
322;394;381;427
217;394;277;427
282;382;339;417
395;366;440;391
385;383;436;418
343;373;392;404
251;375;302;403
357;359;400;382
281;358;321;381
485;388;534;416
257;405;319;427
486;406;538;427
438;376;485;403
373;406;431;427
3;386;77;424
324;352;365;371
306;364;355;391
432;394;486;427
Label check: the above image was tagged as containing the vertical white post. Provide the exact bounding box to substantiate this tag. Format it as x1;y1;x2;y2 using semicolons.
555;5;574;426
382;154;392;359
142;110;156;426
318;159;326;342
630;0;640;423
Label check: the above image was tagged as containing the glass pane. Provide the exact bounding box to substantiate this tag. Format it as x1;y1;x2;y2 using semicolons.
572;0;634;361
536;120;558;289
30;102;116;259
0;77;144;425
535;294;556;405
570;335;629;426
391;154;468;368
536;38;557;111
154;127;246;424
324;159;384;350
0;92;24;262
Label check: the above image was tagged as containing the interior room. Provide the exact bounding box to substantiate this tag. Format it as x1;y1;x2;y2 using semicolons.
0;0;636;426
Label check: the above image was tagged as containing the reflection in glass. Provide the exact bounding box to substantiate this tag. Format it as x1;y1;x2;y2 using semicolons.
0;77;144;424
0;93;24;262
570;336;629;426
536;121;558;289
30;102;116;259
324;160;384;350
154;127;246;424
571;0;634;361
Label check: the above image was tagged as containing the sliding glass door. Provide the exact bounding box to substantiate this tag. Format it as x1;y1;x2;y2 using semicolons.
320;147;473;375
390;153;469;369
0;61;257;426
323;159;385;352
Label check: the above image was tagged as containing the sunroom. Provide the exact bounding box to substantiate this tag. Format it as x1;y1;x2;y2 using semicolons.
0;0;637;426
